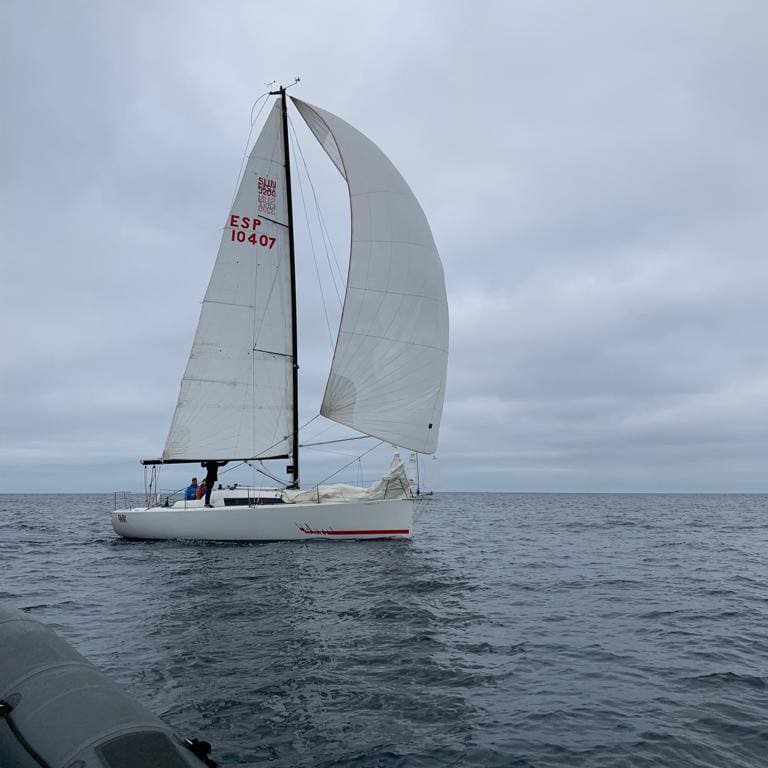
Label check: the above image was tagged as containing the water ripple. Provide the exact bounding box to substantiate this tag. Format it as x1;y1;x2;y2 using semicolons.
2;492;768;766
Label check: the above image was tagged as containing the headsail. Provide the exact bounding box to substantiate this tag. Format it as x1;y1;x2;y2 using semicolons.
163;101;294;461
293;98;449;454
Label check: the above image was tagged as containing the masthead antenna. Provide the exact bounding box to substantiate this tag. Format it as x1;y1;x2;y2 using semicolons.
268;77;301;95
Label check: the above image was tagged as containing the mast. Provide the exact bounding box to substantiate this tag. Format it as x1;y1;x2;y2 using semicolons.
275;85;300;488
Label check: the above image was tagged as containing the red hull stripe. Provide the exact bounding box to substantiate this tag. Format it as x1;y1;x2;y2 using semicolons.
329;529;410;535
299;528;410;536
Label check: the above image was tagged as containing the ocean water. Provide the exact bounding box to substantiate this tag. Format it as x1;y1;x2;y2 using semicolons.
1;493;768;767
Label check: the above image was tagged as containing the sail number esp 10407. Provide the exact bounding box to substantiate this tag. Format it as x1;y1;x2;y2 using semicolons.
229;214;277;249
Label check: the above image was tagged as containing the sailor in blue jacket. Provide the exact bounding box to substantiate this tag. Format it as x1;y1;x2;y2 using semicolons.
185;477;198;500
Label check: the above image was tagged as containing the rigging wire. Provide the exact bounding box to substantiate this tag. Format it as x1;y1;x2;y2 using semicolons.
301;446;371;459
259;460;287;485
314;195;347;294
289;126;336;351
228;92;271;212
221;415;321;480
288;115;346;304
241;460;286;487
300;435;370;448
298;419;338;443
315;441;384;486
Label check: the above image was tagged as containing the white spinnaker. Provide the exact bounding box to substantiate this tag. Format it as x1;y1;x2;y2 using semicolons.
163;101;293;461
293;98;448;454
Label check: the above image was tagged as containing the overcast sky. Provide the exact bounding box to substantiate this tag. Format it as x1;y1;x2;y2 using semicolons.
2;1;767;493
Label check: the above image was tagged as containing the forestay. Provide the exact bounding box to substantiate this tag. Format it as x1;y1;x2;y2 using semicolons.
163;101;294;461
293;98;449;454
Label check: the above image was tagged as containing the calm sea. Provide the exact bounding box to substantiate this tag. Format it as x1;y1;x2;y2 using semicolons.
1;493;768;767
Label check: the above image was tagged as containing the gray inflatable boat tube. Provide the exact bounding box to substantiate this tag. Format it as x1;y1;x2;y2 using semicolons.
0;604;216;768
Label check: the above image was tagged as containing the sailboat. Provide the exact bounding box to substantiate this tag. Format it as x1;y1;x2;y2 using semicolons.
111;86;448;541
408;452;438;497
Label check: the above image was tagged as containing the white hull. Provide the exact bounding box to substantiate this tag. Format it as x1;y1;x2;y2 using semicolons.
112;498;413;541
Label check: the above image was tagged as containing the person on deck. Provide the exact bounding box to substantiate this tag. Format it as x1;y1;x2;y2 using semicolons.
195;480;206;500
185;477;198;501
201;461;228;508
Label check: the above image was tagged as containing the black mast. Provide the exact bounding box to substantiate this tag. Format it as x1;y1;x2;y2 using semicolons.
276;85;300;489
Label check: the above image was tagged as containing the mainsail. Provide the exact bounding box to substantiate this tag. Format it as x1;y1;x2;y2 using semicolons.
293;98;449;454
163;101;294;461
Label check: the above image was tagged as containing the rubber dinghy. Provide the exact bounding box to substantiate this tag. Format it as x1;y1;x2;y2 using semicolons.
0;604;216;768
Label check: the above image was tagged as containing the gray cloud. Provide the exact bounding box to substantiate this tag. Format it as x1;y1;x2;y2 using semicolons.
2;1;767;492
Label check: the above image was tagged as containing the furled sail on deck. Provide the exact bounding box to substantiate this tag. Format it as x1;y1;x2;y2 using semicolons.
163;101;293;461
293;98;449;454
